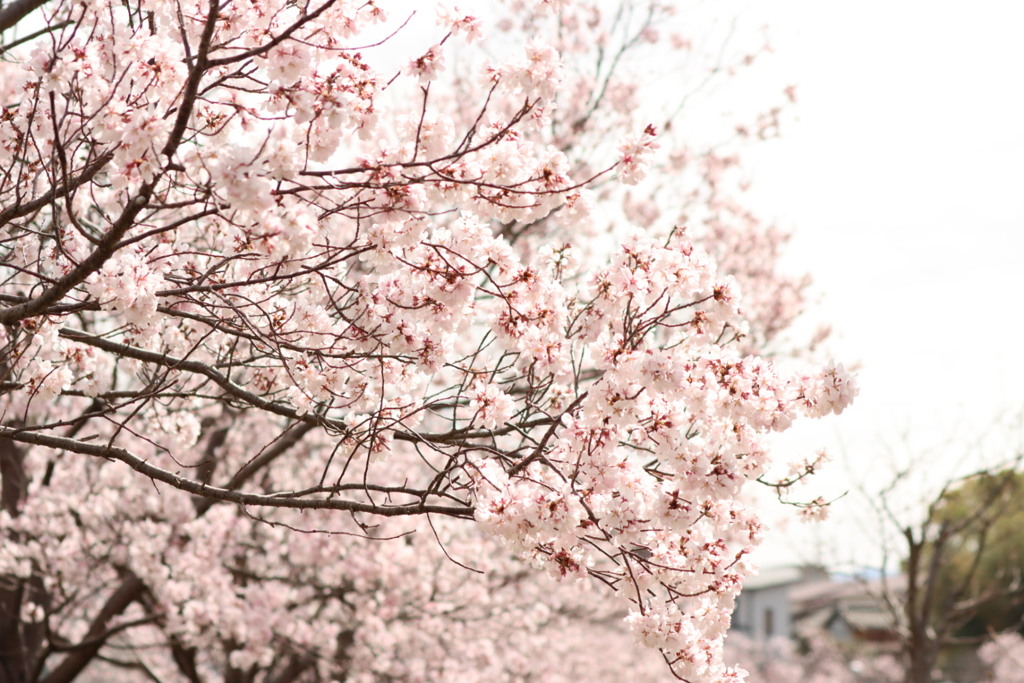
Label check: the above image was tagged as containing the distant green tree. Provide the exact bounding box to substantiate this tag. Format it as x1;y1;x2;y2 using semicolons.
889;464;1024;683
926;468;1024;637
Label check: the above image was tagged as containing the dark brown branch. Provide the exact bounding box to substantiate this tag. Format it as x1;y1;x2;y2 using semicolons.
57;326;554;445
161;0;219;156
0;0;49;33
205;0;339;69
196;421;317;514
0;19;73;56
0;0;222;326
0;434;25;517
0;426;475;518
41;574;146;683
0;179;158;326
0;151;114;228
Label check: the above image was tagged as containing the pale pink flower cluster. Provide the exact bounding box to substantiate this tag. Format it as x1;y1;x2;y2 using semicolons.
437;5;483;42
979;632;1024;683
796;361;858;418
84;248;162;327
469;381;517;430
406;44;447;83
798;498;831;522
469;227;853;679
491;41;565;104
618;124;660;185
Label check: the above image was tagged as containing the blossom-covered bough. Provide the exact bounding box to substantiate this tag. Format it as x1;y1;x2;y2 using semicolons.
0;0;855;680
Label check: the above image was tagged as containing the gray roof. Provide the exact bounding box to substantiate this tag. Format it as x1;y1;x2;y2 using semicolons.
830;602;897;632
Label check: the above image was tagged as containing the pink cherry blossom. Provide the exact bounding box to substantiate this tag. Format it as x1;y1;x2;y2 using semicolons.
406;44;447;83
618;124;661;185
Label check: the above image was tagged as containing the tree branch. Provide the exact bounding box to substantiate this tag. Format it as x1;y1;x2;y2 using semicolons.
0;0;49;33
0;151;114;228
0;426;475;518
41;574;146;683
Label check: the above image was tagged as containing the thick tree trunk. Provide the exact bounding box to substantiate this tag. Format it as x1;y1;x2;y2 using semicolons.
906;634;935;683
0;436;44;683
903;527;933;683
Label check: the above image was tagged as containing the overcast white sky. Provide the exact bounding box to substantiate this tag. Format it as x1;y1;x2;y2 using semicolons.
730;0;1024;569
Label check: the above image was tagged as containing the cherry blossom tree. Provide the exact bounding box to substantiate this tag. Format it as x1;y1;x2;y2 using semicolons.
0;1;855;681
